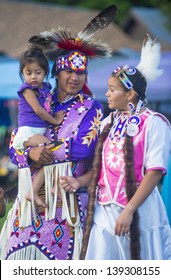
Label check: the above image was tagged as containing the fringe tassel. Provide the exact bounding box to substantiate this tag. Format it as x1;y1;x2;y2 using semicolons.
43;162;76;220
18;168;33;227
60;183;82;259
58;162;82;259
44;162;76;221
44;165;56;220
6;245;49;260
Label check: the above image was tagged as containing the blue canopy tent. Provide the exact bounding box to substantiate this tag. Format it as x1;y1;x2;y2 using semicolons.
0;51;171;121
88;52;171;101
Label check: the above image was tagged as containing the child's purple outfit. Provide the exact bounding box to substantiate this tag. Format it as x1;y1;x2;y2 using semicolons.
13;82;52;149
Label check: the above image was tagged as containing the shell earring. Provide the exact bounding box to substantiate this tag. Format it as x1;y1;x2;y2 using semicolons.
126;100;144;137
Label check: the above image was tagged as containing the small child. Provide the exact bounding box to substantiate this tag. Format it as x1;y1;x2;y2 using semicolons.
13;45;64;207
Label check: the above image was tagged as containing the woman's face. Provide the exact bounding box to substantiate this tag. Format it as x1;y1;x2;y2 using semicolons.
106;75;130;111
57;70;86;100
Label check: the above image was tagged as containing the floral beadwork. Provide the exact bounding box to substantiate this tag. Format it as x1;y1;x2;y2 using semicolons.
82;108;103;146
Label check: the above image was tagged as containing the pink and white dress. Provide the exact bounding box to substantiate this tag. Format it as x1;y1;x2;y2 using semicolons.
86;108;171;260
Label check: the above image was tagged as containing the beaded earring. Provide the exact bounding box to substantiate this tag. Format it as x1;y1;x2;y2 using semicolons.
127;102;135;114
127;99;144;137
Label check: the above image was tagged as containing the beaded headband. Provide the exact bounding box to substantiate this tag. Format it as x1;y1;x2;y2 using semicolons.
56;51;88;74
113;66;137;90
119;72;133;90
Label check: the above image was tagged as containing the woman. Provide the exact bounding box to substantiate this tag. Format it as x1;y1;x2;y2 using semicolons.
60;35;171;260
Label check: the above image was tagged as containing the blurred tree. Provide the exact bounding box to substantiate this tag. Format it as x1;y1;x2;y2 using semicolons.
31;0;171;26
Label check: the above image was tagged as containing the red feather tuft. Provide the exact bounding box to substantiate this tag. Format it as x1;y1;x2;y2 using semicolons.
57;39;96;57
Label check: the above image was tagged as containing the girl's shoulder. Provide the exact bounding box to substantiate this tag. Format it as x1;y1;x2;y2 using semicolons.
145;108;171;127
17;82;52;96
17;82;33;95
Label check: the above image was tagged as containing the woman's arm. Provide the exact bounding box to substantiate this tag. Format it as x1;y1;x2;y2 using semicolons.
115;170;162;236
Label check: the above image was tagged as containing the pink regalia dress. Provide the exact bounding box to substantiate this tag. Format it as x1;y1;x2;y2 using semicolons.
86;108;171;260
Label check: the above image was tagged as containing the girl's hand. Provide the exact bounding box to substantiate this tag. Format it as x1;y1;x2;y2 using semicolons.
59;176;80;193
115;205;134;236
55;110;65;125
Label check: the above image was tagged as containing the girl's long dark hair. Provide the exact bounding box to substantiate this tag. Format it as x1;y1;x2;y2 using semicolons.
123;134;141;260
80;114;114;260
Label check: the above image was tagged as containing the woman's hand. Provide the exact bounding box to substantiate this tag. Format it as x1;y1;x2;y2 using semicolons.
29;144;55;165
115;205;134;236
59;176;80;193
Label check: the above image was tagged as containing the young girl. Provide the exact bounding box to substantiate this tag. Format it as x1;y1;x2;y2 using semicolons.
13;45;65;207
60;35;171;260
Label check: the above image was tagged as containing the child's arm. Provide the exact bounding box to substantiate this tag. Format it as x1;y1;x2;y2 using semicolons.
0;187;6;218
23;89;62;125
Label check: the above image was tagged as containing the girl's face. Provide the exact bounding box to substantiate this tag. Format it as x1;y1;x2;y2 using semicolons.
56;70;86;101
22;62;45;88
106;75;130;111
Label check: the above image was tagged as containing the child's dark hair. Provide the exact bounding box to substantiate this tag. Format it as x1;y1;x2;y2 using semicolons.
19;45;49;81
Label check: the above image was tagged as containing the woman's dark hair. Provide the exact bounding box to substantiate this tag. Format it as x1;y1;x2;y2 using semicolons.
80;114;114;259
19;45;49;81
112;66;147;101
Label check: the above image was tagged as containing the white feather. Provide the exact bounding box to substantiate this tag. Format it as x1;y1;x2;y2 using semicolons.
39;30;60;41
136;34;163;82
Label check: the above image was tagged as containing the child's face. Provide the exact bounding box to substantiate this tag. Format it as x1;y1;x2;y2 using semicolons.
22;62;45;88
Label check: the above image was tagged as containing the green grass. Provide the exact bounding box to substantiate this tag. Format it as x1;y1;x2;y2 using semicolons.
0;201;13;231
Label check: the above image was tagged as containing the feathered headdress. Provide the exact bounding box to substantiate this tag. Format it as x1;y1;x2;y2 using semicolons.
136;33;163;82
112;34;163;100
29;5;118;74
